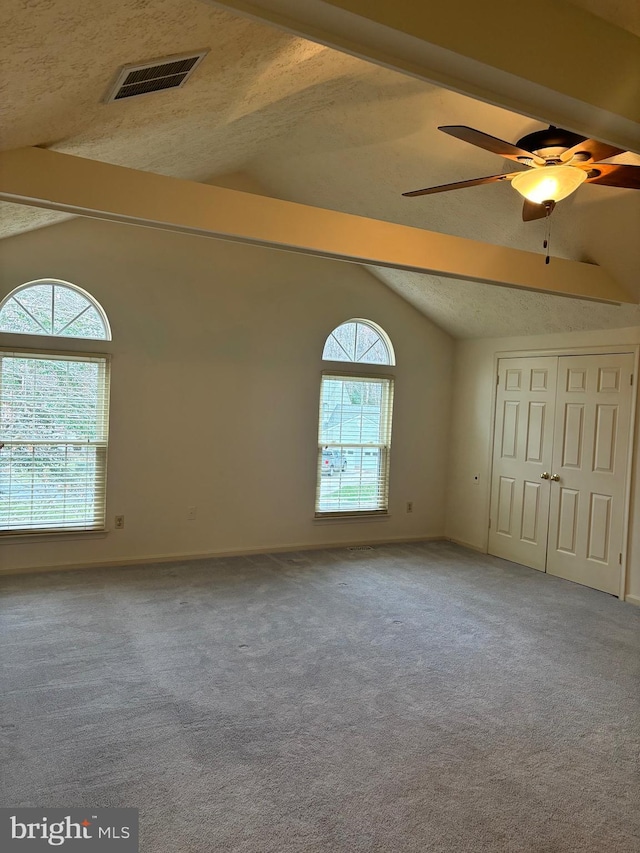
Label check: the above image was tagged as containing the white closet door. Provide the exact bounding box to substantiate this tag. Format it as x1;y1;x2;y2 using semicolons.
488;357;558;571
547;354;634;595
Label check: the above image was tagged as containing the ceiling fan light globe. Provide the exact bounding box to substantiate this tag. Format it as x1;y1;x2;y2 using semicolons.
511;165;587;204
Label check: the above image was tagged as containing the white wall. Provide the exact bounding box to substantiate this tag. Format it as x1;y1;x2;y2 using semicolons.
446;327;640;601
0;217;454;572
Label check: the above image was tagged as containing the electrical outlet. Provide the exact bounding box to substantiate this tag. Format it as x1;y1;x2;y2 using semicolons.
114;515;125;529
406;501;413;514
187;506;197;521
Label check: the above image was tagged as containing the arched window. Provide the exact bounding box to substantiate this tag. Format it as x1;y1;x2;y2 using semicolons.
322;318;394;365
316;319;395;516
0;280;110;534
0;279;111;340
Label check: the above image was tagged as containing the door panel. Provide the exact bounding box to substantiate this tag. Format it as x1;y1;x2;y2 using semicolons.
521;481;541;542
587;493;611;562
546;354;634;595
489;357;557;571
526;402;546;462
496;477;516;535
561;404;584;467
556;487;579;555
593;405;617;472
501;401;519;458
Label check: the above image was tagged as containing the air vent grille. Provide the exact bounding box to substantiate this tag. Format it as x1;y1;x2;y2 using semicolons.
105;51;208;103
347;545;374;552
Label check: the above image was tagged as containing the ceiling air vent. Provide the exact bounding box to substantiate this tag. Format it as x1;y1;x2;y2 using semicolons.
104;50;208;103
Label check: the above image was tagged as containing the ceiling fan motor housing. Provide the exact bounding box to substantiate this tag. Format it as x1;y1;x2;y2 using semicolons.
517;126;586;161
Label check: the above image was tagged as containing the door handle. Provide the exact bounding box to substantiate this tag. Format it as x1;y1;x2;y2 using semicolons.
540;472;550;480
550;474;560;482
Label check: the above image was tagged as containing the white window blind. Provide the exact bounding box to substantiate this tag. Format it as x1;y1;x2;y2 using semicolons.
0;350;110;533
316;374;394;516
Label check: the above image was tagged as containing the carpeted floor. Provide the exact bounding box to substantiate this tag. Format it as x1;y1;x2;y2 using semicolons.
1;541;639;852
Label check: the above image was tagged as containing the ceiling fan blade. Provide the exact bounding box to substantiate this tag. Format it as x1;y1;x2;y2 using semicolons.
583;163;640;189
402;172;519;197
522;200;554;221
562;138;627;163
439;126;545;165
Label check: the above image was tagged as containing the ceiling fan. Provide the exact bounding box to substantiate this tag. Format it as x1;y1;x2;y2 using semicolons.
403;125;640;220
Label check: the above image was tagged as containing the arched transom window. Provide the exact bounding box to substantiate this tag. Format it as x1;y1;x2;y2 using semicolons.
316;319;395;516
0;279;111;340
322;318;394;366
0;279;111;534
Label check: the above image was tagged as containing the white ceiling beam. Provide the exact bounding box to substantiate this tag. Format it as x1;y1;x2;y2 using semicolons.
205;0;640;152
0;147;632;304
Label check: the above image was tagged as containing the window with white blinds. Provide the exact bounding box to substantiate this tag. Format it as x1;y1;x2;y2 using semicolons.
316;374;394;516
0;351;110;533
316;318;395;517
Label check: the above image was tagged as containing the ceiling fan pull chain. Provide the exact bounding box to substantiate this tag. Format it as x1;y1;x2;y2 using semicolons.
543;204;552;264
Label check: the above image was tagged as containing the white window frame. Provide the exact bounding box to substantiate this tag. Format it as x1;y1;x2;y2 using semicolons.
316;319;395;519
315;370;395;518
0;347;111;536
0;279;112;341
0;280;112;537
321;317;395;366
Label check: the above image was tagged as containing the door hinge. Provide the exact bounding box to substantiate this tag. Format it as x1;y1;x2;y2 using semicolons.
619;553;623;565
497;373;500;386
630;374;633;386
489;518;492;530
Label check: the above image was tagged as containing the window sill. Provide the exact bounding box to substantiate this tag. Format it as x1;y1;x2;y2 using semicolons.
0;529;108;543
313;512;390;524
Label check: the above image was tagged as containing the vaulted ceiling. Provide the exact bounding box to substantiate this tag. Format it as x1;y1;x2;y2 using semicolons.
1;0;639;337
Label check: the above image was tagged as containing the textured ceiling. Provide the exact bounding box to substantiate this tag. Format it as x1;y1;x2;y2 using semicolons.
372;268;640;340
1;0;639;339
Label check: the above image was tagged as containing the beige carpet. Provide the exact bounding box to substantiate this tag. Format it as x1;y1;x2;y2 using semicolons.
1;541;639;852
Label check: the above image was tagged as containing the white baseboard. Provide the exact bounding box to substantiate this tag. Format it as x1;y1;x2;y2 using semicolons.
0;535;446;578
624;594;640;607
